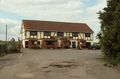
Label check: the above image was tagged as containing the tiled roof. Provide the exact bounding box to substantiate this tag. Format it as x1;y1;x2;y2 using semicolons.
22;20;94;33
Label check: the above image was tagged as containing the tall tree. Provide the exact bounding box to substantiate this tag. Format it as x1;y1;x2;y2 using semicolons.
98;0;120;65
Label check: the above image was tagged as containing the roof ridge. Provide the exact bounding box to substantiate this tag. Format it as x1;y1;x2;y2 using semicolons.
23;19;86;25
22;19;94;33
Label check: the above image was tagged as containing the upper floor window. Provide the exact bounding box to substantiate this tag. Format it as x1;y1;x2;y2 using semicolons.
85;33;91;37
57;32;64;37
44;31;51;36
72;32;78;37
30;31;37;36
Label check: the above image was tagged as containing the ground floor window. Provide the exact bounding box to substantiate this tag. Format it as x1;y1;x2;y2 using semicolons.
46;41;55;45
37;41;40;45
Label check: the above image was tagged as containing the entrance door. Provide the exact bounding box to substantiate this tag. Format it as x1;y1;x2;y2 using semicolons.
25;41;28;48
28;40;37;48
72;42;76;48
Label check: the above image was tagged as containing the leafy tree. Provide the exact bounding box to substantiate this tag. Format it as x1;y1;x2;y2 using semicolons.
98;0;120;65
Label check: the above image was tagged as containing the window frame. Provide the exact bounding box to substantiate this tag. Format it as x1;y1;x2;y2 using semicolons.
85;33;91;37
30;31;37;36
57;32;64;37
72;32;79;37
44;31;51;36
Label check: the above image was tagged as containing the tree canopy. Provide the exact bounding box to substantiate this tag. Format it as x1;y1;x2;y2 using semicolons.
98;0;120;65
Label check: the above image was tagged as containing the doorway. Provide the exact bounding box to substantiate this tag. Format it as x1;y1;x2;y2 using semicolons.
72;42;76;48
25;41;28;48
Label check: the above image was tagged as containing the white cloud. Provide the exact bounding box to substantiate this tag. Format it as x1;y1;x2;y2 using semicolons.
0;0;107;41
0;18;21;40
0;0;84;19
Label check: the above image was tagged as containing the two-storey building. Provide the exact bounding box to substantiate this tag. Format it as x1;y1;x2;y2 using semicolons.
21;20;94;49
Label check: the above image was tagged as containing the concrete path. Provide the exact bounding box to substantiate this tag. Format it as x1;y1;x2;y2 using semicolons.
0;49;120;79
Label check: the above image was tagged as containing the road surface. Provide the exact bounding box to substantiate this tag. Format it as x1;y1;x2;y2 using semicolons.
0;49;120;79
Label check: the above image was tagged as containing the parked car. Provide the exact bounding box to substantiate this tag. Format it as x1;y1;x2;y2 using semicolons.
88;43;101;50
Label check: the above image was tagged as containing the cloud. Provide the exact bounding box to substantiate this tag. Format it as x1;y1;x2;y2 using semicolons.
0;0;84;19
0;18;21;40
0;0;107;41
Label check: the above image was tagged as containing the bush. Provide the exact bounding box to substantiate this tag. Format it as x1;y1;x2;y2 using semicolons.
0;44;6;56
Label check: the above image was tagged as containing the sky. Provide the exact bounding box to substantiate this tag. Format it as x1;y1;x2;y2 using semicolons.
0;0;107;41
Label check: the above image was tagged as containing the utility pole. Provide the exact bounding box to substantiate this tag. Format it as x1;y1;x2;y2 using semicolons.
6;24;7;44
5;24;8;53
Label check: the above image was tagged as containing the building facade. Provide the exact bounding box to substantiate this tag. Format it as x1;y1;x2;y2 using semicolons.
21;20;94;49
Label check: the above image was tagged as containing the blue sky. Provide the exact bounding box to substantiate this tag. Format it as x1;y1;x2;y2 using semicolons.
0;0;106;41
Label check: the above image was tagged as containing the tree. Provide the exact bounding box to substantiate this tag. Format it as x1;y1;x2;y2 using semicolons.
98;0;120;65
